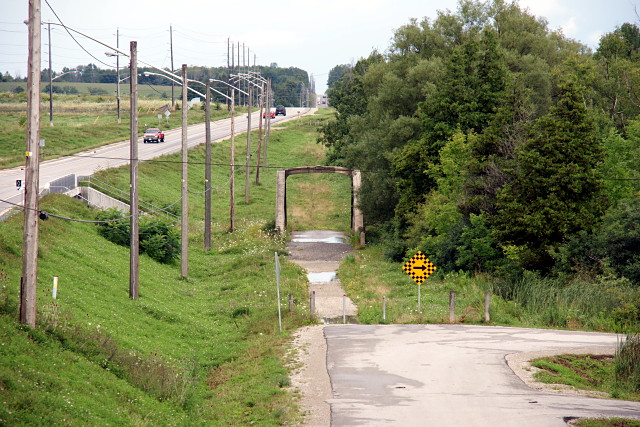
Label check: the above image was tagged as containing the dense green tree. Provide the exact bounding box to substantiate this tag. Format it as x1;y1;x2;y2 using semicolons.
594;23;640;130
493;82;607;269
326;64;351;90
394;27;507;221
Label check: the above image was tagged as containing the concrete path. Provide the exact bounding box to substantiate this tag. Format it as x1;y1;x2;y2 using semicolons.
287;230;357;322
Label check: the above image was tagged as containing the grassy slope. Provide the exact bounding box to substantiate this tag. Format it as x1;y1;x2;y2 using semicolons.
0;110;348;425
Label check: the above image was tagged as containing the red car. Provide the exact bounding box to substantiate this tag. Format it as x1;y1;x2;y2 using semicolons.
143;128;165;143
263;111;275;119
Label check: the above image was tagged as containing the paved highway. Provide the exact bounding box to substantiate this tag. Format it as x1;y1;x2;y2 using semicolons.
0;107;313;216
325;324;640;426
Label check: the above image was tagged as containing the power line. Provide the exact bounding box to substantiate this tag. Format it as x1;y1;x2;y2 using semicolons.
43;0;115;69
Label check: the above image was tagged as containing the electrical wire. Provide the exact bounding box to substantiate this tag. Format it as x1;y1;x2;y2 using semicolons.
44;0;115;69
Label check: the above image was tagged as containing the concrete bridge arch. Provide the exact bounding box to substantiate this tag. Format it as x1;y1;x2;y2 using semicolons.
275;166;363;238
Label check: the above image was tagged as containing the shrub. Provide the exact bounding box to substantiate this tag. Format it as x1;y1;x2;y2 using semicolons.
140;221;179;264
95;208;180;263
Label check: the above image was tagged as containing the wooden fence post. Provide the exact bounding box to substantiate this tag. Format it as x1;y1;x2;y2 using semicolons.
484;292;491;322
449;291;455;323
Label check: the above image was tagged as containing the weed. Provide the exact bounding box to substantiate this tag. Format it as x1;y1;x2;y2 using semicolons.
616;334;640;392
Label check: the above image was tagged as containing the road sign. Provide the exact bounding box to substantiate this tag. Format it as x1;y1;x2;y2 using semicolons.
164;110;171;117
403;251;436;285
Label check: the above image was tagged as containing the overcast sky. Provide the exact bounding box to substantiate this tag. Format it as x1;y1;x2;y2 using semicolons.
1;0;637;94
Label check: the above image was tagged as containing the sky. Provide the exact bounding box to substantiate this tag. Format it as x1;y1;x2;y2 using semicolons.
1;0;638;94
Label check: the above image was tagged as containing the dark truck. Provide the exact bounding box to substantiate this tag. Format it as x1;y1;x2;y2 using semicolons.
275;105;286;116
143;128;165;143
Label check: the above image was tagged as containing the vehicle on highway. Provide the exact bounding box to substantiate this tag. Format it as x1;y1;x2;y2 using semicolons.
275;105;286;116
263;111;275;119
143;128;165;143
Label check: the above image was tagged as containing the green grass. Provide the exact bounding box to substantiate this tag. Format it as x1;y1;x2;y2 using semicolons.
0;110;340;425
337;245;640;331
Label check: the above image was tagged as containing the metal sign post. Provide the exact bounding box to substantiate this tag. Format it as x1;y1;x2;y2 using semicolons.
275;252;282;333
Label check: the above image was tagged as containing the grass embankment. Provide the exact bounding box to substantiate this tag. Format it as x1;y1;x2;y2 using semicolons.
0;110;346;425
0;92;242;169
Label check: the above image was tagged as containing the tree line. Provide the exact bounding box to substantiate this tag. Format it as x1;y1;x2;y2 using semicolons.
320;0;640;287
2;63;310;106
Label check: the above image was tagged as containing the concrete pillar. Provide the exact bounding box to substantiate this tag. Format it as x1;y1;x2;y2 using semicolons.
275;170;286;233
352;170;364;235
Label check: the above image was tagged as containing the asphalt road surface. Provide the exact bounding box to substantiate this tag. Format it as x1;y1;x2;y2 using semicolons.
324;324;640;426
0;107;313;217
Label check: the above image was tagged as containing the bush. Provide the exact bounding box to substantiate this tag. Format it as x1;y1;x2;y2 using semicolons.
95;208;180;263
87;87;108;95
140;220;180;264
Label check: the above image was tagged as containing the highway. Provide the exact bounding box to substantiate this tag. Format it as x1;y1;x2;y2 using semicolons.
0;107;313;217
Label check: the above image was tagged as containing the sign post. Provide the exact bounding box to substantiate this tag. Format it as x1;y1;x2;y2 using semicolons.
402;251;437;319
275;252;282;333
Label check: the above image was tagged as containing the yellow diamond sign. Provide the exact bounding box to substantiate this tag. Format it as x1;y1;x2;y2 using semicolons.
403;251;437;285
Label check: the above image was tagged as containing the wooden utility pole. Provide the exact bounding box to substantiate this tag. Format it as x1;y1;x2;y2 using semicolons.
129;41;139;299
170;25;175;110
116;29;121;124
226;37;230;111
230;90;235;232
263;79;271;169
255;81;264;185
204;83;212;251
244;85;252;204
21;0;41;327
181;64;188;278
47;22;53;126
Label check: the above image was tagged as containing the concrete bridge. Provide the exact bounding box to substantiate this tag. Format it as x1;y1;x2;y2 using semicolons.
275;166;364;241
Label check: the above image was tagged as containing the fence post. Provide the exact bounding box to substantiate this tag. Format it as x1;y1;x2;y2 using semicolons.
383;296;386;321
310;291;316;316
449;291;455;323
343;294;346;324
484;292;491;322
289;293;294;313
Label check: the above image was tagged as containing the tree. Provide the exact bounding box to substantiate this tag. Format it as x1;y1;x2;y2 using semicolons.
493;81;607;269
326;64;351;90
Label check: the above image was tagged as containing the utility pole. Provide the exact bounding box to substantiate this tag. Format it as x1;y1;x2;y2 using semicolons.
204;83;212;251
181;64;188;278
170;25;175;110
116;28;121;124
263;78;271;169
129;41;139;299
255;81;264;185
230;90;235;232
244;84;252;204
21;0;41;327
237;42;241;105
47;22;53;126
226;37;230;111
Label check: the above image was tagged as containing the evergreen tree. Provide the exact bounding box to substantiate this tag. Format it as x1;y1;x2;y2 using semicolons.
493;81;607;269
